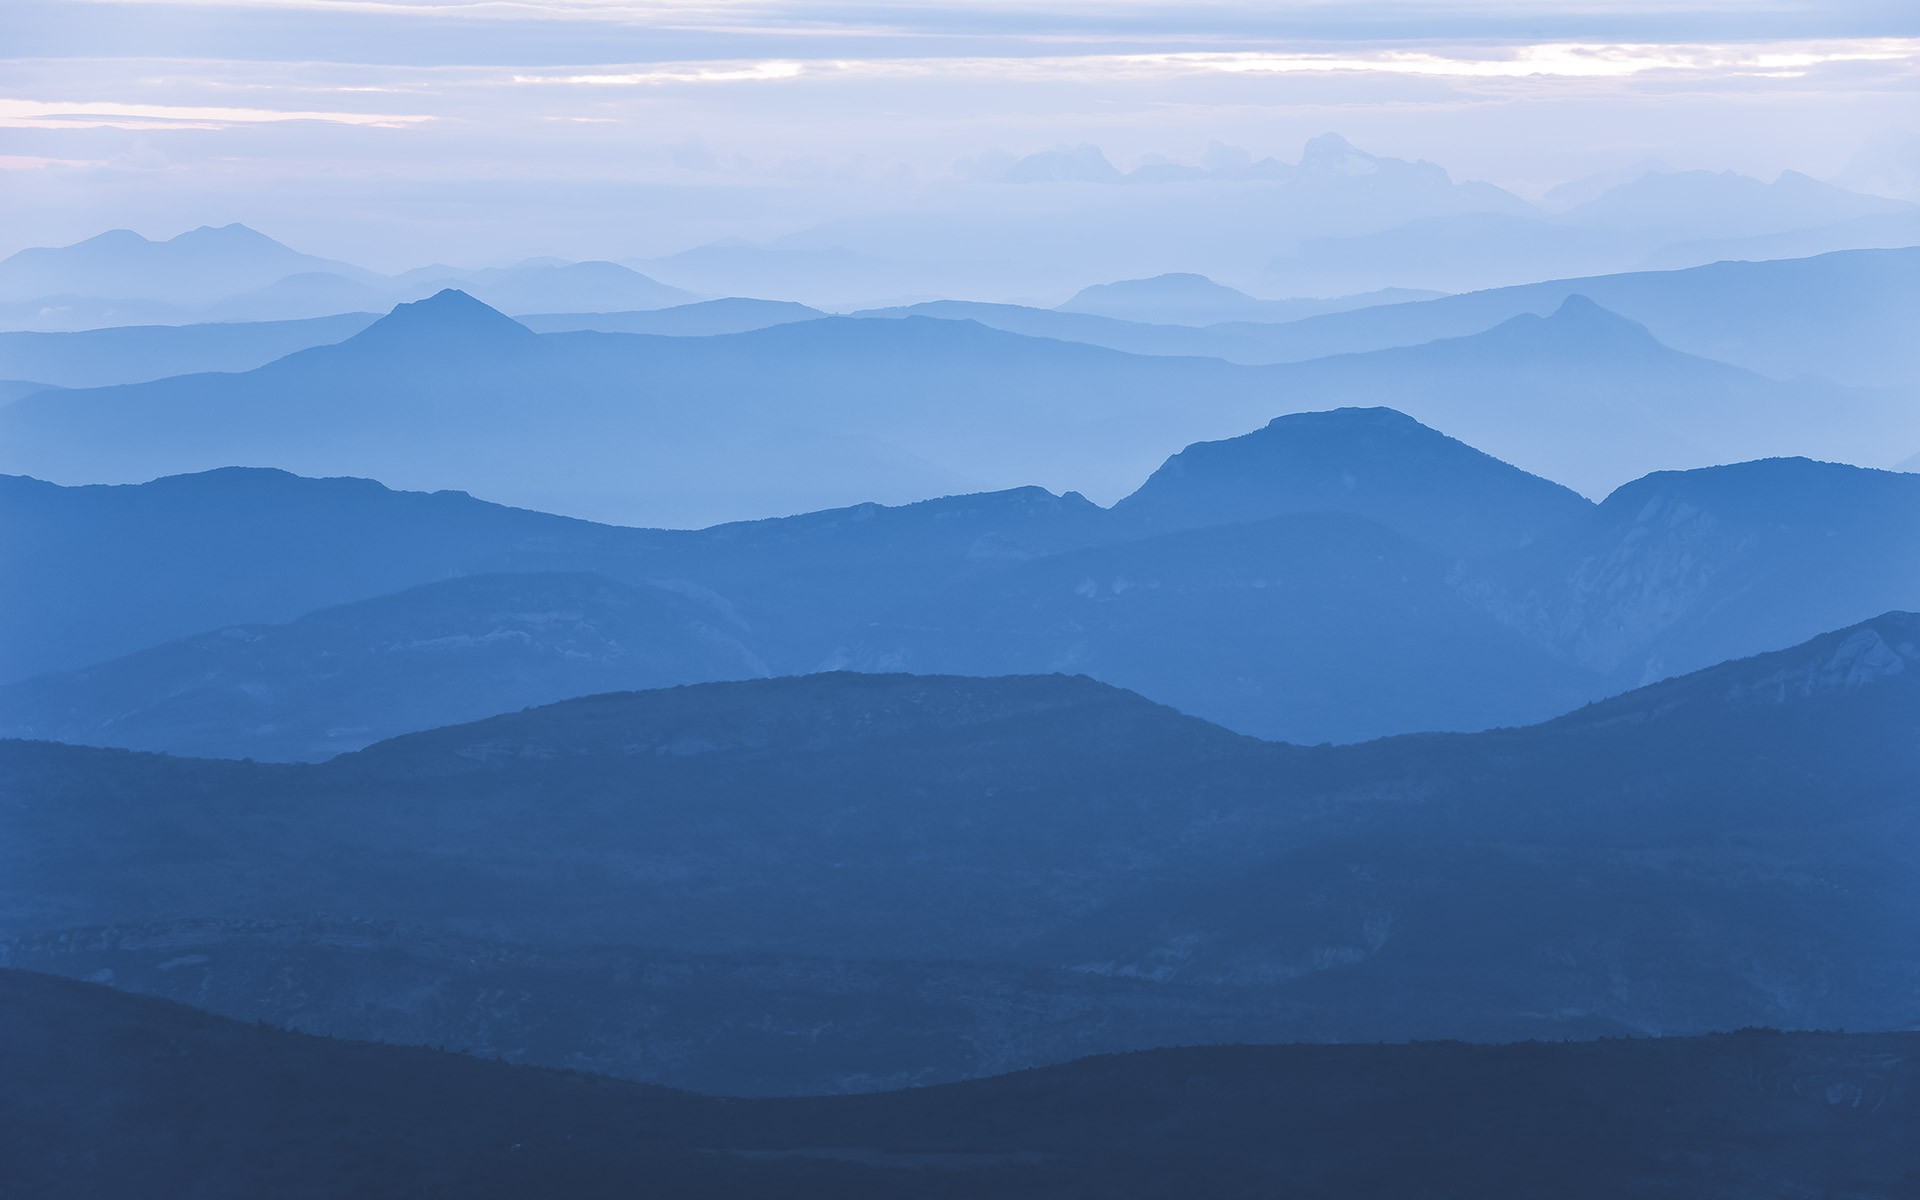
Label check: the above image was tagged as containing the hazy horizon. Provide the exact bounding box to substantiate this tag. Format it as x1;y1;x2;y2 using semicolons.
4;0;1918;273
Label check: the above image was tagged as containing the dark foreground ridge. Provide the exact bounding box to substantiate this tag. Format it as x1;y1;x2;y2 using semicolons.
4;969;1914;1200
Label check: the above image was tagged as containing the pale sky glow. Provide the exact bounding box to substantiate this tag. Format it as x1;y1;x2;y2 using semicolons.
504;39;1920;88
2;0;1915;268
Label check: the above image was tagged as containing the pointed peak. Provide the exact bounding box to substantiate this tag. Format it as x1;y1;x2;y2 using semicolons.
351;289;536;349
1545;293;1653;334
1550;292;1610;318
1481;294;1662;352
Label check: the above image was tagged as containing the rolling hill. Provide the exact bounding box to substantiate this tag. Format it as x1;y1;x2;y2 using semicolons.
4;616;1916;1091
7;969;1913;1200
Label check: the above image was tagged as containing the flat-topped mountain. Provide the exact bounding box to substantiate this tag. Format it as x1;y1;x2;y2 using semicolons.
1059;273;1274;325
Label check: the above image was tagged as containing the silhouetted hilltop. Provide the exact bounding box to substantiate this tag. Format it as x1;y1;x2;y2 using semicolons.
1114;406;1589;554
336;288;538;353
1059;272;1268;324
6;968;1914;1200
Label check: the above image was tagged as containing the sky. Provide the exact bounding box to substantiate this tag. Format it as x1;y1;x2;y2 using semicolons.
2;0;1917;268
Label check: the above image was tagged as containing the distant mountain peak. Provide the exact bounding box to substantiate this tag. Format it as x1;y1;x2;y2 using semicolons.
1000;144;1123;184
1056;272;1262;320
1300;132;1378;175
1476;294;1665;354
69;228;151;250
352;289;535;348
182;222;269;241
1114;404;1590;555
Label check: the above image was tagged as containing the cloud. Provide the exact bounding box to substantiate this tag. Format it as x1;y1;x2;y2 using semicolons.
518;59;805;84
501;38;1920;87
0;98;434;130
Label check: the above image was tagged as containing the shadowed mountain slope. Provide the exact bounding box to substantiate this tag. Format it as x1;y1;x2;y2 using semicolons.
4;617;1916;1090
0;467;1106;684
7;970;1915;1200
1469;457;1920;685
845;513;1602;743
0;572;770;762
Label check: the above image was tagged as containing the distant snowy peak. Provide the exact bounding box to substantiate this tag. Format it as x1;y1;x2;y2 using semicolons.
1000;145;1124;184
1298;133;1382;177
